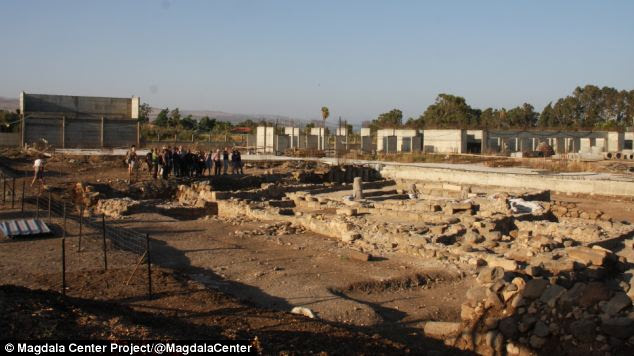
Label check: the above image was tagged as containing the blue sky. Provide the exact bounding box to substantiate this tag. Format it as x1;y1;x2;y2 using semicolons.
1;0;632;123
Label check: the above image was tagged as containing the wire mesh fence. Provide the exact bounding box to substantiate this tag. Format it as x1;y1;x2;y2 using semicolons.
0;171;155;299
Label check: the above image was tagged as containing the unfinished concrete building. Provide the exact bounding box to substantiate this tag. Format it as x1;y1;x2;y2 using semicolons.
20;92;140;148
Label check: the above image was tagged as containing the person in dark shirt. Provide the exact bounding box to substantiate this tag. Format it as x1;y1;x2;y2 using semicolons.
222;147;229;175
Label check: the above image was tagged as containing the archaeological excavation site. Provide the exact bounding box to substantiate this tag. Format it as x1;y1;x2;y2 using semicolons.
1;145;634;356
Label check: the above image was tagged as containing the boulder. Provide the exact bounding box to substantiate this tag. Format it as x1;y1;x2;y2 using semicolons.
522;279;549;299
569;319;596;342
601;317;634;339
603;292;632;316
424;321;462;338
567;246;610;266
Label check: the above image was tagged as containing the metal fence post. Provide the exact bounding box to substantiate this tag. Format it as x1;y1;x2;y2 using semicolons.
78;207;83;252
63;202;67;236
61;237;66;296
102;214;107;270
146;233;152;299
12;178;15;208
21;178;25;213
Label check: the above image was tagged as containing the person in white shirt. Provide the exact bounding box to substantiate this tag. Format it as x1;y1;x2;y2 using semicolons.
31;157;45;190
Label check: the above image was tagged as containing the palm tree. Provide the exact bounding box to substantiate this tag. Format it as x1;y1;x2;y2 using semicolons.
321;106;329;150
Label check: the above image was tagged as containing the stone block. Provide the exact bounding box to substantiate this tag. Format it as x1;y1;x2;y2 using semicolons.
567;246;609;266
424;321;462;338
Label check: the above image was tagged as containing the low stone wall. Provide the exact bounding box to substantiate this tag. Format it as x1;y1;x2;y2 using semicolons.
380;165;634;198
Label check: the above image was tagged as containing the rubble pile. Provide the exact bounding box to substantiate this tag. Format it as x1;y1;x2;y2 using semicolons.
95;198;142;218
71;182;100;207
441;260;634;355
233;221;306;238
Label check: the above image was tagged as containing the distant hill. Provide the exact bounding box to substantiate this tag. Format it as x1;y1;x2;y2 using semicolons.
0;97;18;111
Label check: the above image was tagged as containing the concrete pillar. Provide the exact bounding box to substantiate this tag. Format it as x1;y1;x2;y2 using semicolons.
61;116;66;149
353;177;363;200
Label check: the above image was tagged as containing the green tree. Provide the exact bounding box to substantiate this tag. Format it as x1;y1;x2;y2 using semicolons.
138;103;151;123
213;121;234;134
370;109;403;131
168;108;181;128
180;115;197;130
538;103;556;128
417;94;479;128
198;116;217;131
505;103;537;128
153;108;170;127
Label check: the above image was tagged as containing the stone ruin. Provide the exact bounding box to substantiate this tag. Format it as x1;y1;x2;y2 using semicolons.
73;162;634;354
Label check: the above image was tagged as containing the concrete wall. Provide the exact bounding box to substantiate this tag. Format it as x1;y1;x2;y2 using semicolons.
23;117;138;148
422;129;466;153
606;132;624;152
284;127;300;148
395;129;417;152
275;135;290;153
361;135;373;152
21;92;140;148
376;128;395;152
0;132;20;146
21;92;138;119
256;126;275;153
310;127;326;150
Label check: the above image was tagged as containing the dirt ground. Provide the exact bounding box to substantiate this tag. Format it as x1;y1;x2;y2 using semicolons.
2;147;633;354
0;149;475;354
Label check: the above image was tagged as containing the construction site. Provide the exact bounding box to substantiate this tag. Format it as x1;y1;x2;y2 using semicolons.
2;107;634;356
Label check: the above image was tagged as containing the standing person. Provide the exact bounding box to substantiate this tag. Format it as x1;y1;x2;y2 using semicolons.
222;147;230;175
164;146;173;177
161;148;170;179
204;151;212;177
172;147;181;177
231;148;238;175
235;148;243;175
151;148;159;179
145;149;153;175
126;145;138;184
212;149;221;175
31;156;46;192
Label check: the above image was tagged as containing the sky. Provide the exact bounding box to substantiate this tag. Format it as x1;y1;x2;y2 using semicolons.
1;0;633;123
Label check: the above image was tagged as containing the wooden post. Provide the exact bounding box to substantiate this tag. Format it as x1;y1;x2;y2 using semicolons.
61;237;66;296
35;194;39;218
146;233;152;299
61;116;66;149
2;174;5;204
100;116;105;148
102;214;107;270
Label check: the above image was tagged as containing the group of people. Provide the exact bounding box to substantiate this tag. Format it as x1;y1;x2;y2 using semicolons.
125;145;244;183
